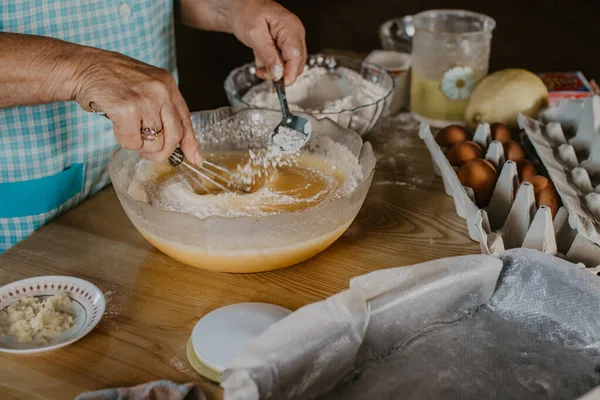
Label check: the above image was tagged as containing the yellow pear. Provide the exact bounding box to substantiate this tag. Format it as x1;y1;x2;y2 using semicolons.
464;69;549;129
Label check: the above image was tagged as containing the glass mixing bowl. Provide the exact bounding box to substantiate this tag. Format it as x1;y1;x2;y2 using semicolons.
224;54;394;136
108;107;376;273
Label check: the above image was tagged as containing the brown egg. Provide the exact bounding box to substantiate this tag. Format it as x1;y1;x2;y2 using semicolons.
516;159;537;181
446;141;484;166
457;158;498;207
503;140;526;163
521;175;560;218
490;123;513;143
436;125;470;147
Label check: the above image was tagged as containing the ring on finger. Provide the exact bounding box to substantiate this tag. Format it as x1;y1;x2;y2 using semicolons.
89;102;109;119
141;127;163;142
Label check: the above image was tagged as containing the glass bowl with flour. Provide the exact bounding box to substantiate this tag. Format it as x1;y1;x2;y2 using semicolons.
108;108;376;273
224;54;394;135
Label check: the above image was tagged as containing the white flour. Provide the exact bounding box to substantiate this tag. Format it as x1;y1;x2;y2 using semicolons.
242;66;387;114
273;126;308;153
230;146;297;191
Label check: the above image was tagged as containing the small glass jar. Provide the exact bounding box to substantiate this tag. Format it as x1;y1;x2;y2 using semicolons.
410;10;496;127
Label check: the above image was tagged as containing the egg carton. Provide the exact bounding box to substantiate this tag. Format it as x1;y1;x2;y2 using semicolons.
419;117;600;269
518;95;600;268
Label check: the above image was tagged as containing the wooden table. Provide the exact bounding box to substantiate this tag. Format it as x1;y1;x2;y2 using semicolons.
0;114;479;399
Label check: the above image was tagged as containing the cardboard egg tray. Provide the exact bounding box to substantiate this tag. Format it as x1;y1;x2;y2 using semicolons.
419;97;600;269
519;95;600;268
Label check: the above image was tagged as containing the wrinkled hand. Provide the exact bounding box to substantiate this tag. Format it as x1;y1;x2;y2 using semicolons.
229;0;307;85
73;49;202;165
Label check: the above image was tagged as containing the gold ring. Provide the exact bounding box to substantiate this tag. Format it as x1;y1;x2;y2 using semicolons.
89;102;108;119
141;127;163;141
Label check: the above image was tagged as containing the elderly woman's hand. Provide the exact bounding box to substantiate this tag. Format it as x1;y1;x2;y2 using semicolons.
73;49;202;165
229;0;307;85
180;0;307;85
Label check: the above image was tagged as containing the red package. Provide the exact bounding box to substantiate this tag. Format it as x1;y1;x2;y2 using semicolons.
538;71;595;105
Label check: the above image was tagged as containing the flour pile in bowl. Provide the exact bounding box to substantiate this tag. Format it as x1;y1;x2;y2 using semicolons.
242;66;388;114
126;130;364;220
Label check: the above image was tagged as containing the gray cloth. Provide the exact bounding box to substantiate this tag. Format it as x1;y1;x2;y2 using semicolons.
222;249;600;400
76;380;206;400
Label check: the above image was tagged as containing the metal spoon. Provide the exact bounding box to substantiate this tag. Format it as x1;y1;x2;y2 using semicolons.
269;79;311;153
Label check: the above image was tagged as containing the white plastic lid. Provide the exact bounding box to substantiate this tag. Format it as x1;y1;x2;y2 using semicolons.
191;302;291;372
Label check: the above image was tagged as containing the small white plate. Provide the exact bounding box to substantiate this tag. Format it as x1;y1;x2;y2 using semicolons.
0;276;105;354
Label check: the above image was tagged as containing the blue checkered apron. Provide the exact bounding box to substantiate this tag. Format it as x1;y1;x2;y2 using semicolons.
0;0;177;252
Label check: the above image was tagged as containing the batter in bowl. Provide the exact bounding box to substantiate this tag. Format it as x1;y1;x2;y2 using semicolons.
129;148;360;217
125;138;364;272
